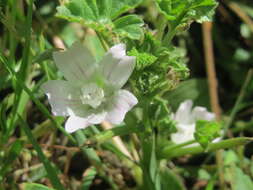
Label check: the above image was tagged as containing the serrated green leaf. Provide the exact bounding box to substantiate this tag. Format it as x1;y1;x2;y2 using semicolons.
129;33;189;96
114;15;144;40
155;0;218;25
56;0;144;39
23;183;55;190
128;48;157;70
194;120;221;149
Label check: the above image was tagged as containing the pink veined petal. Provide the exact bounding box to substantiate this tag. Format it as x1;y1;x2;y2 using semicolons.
65;115;91;133
174;100;194;124
192;106;215;121
105;90;138;124
53;42;96;82
41;80;90;117
99;44;135;89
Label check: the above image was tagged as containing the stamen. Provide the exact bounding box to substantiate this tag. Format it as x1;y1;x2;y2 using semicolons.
80;83;105;108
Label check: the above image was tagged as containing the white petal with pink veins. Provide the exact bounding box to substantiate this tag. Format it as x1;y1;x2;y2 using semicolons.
106;90;138;124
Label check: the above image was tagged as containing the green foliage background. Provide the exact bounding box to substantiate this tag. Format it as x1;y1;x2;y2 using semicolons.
0;0;253;190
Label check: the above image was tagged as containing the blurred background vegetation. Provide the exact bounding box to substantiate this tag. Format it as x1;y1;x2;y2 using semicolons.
0;0;253;189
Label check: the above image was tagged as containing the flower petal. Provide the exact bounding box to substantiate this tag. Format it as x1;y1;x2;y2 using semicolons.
41;80;90;117
105;90;138;124
174;100;194;124
171;123;196;145
99;44;135;88
53;42;96;82
192;106;215;121
87;112;107;124
65;115;91;133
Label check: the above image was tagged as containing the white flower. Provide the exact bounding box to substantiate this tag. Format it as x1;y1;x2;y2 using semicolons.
41;42;138;133
171;100;219;145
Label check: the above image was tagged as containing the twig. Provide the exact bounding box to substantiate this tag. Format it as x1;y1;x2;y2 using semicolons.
228;2;253;33
25;143;80;152
101;121;134;160
202;22;222;119
64;151;72;175
202;22;225;190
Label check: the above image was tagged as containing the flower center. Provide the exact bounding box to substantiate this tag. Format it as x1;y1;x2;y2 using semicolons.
80;83;105;109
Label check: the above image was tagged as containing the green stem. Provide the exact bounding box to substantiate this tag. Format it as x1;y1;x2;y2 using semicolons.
96;32;109;51
162;11;188;46
161;137;253;159
155;14;167;41
8;0;34;141
224;69;253;135
163;140;196;153
86;125;142;145
9;0;18;66
163;27;177;46
39;35;51;80
20;0;33;79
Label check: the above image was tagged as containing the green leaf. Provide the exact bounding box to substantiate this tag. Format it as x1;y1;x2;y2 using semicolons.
165;78;210;111
231;167;253;190
224;150;239;166
129;33;189;96
128;48;157;70
114;15;144;39
57;0;142;20
56;0;144;39
156;0;218;24
198;169;211;180
194;120;221;149
160;166;186;190
23;183;55;190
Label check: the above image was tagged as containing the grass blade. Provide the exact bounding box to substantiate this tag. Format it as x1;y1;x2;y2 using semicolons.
18;115;65;190
0;54;76;143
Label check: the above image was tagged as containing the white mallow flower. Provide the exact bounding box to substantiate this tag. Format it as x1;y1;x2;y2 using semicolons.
171;100;219;145
41;42;138;133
